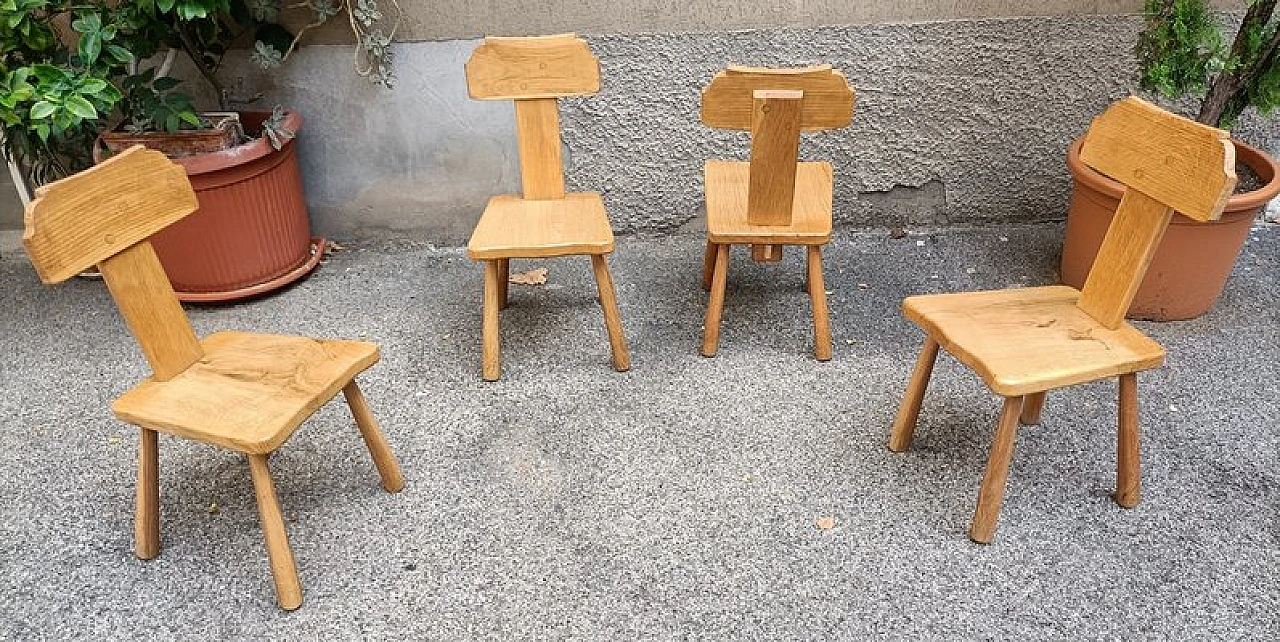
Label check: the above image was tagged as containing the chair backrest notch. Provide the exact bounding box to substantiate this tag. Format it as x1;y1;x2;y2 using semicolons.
1074;96;1236;328
23;146;198;284
22;146;204;381
701;65;854;132
465;34;600;101
465;34;600;201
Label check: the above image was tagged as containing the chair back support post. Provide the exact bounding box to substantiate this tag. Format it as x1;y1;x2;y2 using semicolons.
514;98;566;200
23;146;205;381
1074;97;1236;328
464;34;599;202
701;66;854;263
99;241;204;380
748;89;803;226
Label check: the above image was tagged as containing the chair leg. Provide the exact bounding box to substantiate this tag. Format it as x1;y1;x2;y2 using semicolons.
889;337;940;453
482;260;502;381
806;245;832;361
701;240;716;291
701;243;730;357
497;259;510;310
247;454;303;611
1116;373;1141;508
589;254;631;372
970;396;1025;544
1020;391;1047;426
135;428;160;560
342;380;406;493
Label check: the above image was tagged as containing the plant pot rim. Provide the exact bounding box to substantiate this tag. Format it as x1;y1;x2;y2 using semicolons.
170;110;303;177
1067;135;1280;212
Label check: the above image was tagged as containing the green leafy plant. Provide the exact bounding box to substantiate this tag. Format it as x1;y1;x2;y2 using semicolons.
1138;0;1280;128
0;0;401;186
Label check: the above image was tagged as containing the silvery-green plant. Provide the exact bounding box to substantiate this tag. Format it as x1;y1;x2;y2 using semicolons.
247;0;402;88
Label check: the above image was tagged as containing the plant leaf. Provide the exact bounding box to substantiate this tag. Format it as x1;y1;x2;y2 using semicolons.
28;101;56;119
64;95;97;119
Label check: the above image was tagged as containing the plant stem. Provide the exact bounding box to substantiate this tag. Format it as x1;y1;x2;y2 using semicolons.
1198;0;1278;126
175;26;227;110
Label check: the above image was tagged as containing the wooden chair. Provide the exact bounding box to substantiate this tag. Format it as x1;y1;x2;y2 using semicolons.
22;147;406;610
464;34;630;381
888;97;1236;543
698;65;855;360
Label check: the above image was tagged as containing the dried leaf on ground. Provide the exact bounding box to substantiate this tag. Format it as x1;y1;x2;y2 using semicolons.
816;516;836;531
510;268;548;285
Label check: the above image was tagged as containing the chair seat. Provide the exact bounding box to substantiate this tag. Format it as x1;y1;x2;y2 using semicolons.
468;192;615;260
705;160;833;245
112;331;380;454
903;285;1166;397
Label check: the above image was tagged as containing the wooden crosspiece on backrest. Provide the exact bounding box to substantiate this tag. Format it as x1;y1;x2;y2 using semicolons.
701;65;855;228
1075;97;1236;329
24;146;204;381
465;33;600;201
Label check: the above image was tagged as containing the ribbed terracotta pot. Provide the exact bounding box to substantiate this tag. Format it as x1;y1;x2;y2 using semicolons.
97;110;321;302
1061;136;1280;321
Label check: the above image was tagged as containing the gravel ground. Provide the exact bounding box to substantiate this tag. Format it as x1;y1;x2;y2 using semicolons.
0;223;1276;640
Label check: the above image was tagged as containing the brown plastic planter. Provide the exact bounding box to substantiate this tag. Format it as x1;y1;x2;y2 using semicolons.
1061;136;1280;321
99;111;321;302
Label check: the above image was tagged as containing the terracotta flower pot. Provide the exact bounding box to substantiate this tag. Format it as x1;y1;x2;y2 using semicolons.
1060;136;1280;321
98;111;322;302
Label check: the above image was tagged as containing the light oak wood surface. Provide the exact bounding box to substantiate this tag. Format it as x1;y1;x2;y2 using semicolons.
889;97;1235;543
747;90;803;226
23;147;405;610
701;65;855;131
464;35;631;380
698;65;853;361
970;396;1024;544
1076;189;1175;329
805;246;832;362
1116;373;1141;508
112;331;380;454
248;453;303;611
515;98;566;199
1079;96;1234;222
1020;391;1047;426
888;337;940;453
704;161;834;245
98;241;204;381
468;193;615;260
134;428;160;560
343;381;407;493
902;286;1166;397
22;147;197;284
465;34;599;100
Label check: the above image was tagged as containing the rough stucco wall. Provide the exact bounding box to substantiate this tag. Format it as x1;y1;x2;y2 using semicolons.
218;13;1277;243
561;17;1142;234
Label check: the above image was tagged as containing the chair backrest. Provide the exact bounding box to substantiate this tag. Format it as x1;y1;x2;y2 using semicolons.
465;34;600;200
701;65;855;226
24;146;205;381
1075;97;1236;328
